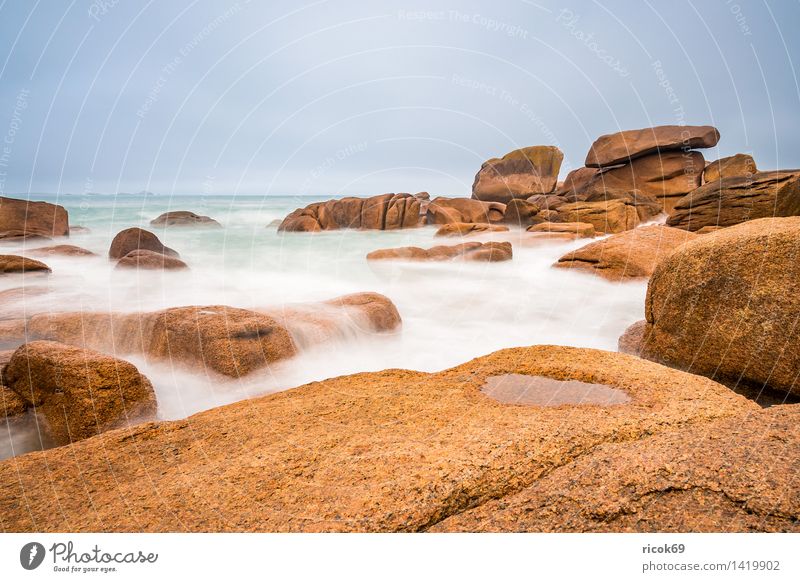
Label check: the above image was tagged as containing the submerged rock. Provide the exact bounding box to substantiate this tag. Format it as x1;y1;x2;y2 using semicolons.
555;225;697;281
109;227;179;259
115;249;189;270
150;211;222;227
472;146;563;203
0;345;754;532
0;196;70;239
585;125;720;168
0;255;51;275
27;245;96;257
24;293;401;378
367;241;512;262
2;341;156;446
623;217;800;397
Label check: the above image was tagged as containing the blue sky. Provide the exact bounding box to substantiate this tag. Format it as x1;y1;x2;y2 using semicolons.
0;0;798;196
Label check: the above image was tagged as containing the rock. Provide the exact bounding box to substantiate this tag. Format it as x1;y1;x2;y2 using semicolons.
667;171;800;231
0;231;52;243
585;125;720;168
108;227;179;259
69;225;91;234
0;255;51;275
115;250;189;270
617;320;647;355
500;199;542;226
526;194;565;210
555;225;697;281
435;223;509;237
696;225;723;234
430;405;799;532
24;293;401;378
527;222;595;238
1;384;27;419
472;146;563;203
538;209;561;222
0;196;69;239
150;211;222;227
1;341;156;446
628;217;800;396
555;199;640;234
27;245;96;257
426;197;506;225
561;152;704;211
279;193;422;232
703;153;757;183
367;242;512;262
0;345;754;532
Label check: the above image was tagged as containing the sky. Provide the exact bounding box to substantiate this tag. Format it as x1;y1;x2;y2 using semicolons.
0;0;798;196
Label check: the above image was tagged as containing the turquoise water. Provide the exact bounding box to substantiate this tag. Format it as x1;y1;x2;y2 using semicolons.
1;193;647;457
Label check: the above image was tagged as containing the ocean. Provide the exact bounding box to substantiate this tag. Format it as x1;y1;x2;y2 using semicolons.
1;193;647;458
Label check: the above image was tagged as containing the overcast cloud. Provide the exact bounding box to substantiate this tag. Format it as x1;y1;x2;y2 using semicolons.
0;0;798;196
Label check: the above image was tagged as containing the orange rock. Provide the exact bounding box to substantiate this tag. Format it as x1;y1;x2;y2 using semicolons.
426;197;506;224
585;125;719;168
434;223;509;237
367;241;512;262
472;146;563;203
0;196;69;239
0;255;51;275
108;227;179;259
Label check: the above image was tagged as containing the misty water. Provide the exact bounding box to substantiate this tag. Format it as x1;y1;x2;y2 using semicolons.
1;193;647;459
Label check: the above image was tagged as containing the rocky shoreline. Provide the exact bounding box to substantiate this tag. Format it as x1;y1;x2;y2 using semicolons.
1;123;799;532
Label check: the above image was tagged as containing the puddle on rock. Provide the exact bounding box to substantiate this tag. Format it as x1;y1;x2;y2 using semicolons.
481;374;631;406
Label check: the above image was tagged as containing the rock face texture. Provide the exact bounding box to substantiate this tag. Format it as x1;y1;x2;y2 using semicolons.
367;241;512;262
555;225;697;281
585;125;720;168
555;199;640;234
108;228;179;260
1;384;26;419
703;153;757;183
279;193;424;232
150;211;222;227
1;341;156;446
0;346;755;532
561;151;704;209
0;255;51;275
22;293;401;378
431;405;800;532
624;218;800;397
426;197;506;225
0;196;69;240
434;223;509;237
472;146;563;203
27;245;96;257
500;198;543;226
667;171;800;231
115;250;189;270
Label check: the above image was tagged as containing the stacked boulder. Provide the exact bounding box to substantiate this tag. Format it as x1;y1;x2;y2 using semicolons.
560;125;718;215
109;227;188;270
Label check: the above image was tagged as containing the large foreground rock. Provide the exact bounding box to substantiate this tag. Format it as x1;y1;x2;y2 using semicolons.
585;125;720;168
0;255;51;275
624;218;800;396
0;196;69;239
555;225;697;281
426;197;505;225
108;228;179;259
279;193;423;232
667;171;800;231
23;293;401;378
367;242;512;262
472;146;563;203
0;346;754;532
2;341;156;446
431;405;799;532
150;211;221;227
